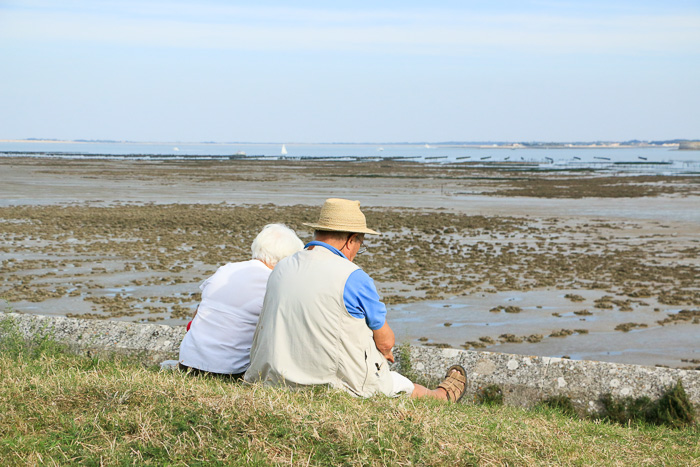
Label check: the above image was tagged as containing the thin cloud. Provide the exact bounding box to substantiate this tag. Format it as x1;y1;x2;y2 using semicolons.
1;3;699;55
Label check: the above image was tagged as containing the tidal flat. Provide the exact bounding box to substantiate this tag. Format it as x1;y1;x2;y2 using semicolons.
1;158;698;368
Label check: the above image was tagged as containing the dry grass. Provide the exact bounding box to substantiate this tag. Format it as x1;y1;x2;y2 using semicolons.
0;342;698;466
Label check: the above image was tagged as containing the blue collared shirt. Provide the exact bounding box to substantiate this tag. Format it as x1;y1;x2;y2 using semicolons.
305;241;387;330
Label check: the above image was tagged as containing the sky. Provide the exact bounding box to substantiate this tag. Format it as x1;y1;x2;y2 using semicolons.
1;0;699;143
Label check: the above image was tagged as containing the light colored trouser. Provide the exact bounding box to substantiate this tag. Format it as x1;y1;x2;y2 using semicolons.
389;371;415;396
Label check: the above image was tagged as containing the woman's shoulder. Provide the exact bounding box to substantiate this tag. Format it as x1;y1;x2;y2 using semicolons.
216;259;269;277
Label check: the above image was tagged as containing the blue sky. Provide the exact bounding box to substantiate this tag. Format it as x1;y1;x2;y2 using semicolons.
1;0;699;142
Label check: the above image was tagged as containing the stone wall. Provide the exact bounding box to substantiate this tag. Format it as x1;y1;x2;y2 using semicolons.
2;313;698;412
0;312;185;365
395;345;699;413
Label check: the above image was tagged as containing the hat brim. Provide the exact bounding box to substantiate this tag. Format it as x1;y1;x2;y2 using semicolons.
302;222;379;235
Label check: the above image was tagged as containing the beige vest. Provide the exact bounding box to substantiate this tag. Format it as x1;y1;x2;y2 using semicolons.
245;246;394;397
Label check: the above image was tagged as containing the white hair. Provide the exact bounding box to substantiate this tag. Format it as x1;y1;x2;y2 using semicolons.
251;223;304;267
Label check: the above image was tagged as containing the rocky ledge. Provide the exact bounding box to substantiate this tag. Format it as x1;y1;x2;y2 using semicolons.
1;312;697;413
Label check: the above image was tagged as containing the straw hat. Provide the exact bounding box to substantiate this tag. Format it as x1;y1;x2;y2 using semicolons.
303;198;379;235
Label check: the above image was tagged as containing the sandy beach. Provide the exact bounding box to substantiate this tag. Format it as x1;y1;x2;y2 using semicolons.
1;157;698;368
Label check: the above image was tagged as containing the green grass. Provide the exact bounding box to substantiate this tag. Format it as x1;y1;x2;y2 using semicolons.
475;385;505;406
1;325;698;465
598;381;697;429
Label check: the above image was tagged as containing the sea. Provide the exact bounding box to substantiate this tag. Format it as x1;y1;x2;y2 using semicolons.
1;141;699;174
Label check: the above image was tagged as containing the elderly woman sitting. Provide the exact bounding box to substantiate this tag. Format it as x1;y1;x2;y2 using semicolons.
178;223;304;377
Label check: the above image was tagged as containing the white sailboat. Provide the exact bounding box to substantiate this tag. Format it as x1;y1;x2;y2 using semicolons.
281;144;288;155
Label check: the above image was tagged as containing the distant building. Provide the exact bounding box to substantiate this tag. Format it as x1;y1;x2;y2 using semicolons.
678;141;700;150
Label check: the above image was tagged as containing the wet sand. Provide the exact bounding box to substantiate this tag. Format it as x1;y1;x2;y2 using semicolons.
1;158;698;368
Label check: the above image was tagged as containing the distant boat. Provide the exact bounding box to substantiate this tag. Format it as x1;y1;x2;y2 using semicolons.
235;151;246;156
424;144;431;148
281;144;288;155
377;147;384;152
173;147;180;151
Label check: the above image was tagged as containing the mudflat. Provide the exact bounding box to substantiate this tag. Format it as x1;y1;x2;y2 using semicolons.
1;158;698;368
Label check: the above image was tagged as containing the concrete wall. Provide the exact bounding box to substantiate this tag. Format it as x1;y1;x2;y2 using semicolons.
2;312;698;412
0;312;185;365
395;346;699;413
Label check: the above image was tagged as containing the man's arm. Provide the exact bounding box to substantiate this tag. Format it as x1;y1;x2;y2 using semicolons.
372;321;395;363
343;269;394;361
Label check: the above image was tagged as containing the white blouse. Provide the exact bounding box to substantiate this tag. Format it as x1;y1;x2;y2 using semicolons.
179;259;271;374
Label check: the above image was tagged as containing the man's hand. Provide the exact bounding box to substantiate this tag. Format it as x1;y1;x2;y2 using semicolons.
372;322;396;363
381;348;395;363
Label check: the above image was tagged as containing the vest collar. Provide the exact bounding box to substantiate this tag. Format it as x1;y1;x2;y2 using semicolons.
304;241;348;260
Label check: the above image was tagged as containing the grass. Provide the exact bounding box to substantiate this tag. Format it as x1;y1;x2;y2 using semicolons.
1;324;698;465
599;382;697;429
476;385;504;406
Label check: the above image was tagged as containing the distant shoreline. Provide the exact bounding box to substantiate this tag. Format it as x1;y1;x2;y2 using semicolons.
0;138;691;149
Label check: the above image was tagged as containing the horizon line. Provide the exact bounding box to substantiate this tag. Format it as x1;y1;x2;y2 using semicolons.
3;138;698;146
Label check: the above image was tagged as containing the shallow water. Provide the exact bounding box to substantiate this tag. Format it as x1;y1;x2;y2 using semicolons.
2;141;700;173
1;159;697;369
388;291;699;368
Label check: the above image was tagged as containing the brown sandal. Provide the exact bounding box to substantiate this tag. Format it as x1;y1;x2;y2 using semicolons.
438;365;467;403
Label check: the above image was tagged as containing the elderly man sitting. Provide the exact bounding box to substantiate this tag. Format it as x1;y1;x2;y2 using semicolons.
245;199;466;402
178;223;304;378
